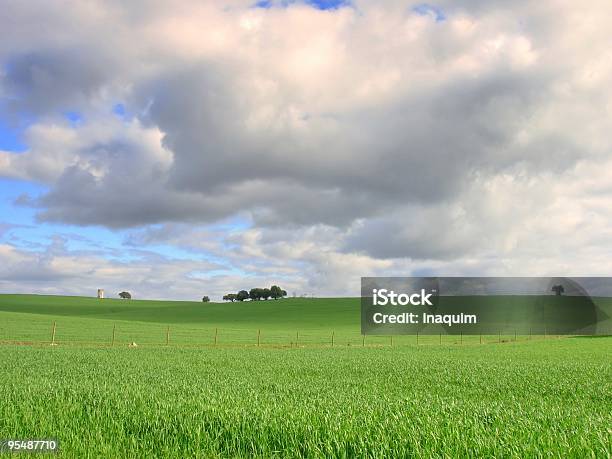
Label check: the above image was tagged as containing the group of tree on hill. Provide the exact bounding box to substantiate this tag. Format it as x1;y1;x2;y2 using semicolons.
223;285;287;302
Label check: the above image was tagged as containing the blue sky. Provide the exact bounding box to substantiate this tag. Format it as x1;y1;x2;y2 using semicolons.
412;4;446;21
255;0;351;10
0;120;28;152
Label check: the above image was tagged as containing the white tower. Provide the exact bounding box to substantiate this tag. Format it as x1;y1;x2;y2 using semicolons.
97;289;104;299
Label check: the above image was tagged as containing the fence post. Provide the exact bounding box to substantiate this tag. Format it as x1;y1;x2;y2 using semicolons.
112;324;116;347
331;331;335;347
257;329;261;347
514;330;517;342
416;332;419;345
296;331;299;347
498;331;501;343
51;321;57;345
439;333;441;345
390;336;393;347
214;328;218;346
166;326;170;346
460;332;463;345
479;334;482;345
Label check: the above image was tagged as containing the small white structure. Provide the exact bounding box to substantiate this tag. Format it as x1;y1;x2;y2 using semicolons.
97;289;105;299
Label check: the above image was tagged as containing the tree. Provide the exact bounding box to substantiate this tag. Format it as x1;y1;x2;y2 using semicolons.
270;285;282;299
223;293;237;302
249;288;263;301
270;285;288;299
202;296;210;303
236;290;249;302
262;288;271;300
119;291;132;299
551;284;565;296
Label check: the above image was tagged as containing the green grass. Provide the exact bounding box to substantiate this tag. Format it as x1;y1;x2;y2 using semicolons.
0;294;358;327
0;294;610;457
0;340;610;458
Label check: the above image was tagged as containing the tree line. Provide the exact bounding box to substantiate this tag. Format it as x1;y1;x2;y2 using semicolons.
222;285;287;302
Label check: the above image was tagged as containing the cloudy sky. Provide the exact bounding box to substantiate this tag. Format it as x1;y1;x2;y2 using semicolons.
0;0;611;300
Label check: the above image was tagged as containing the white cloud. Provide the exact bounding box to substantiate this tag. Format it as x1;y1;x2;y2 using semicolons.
0;0;611;297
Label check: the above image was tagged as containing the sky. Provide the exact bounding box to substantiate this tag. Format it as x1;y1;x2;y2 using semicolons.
0;0;611;300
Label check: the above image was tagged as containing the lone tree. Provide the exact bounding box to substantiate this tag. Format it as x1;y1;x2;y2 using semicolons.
202;296;210;303
223;293;238;302
119;291;132;299
236;290;249;302
551;284;565;296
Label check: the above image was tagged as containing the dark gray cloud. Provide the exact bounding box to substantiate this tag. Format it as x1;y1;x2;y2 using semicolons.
2;49;115;117
22;65;569;230
343;210;480;260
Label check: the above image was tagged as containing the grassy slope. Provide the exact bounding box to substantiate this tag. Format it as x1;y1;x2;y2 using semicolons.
0;294;359;329
0;294;365;345
1;293;610;346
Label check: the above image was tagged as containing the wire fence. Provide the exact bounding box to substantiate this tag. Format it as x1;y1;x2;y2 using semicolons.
0;319;563;348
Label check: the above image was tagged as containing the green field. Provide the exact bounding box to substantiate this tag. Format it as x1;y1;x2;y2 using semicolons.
2;294;609;347
0;294;366;347
0;295;611;457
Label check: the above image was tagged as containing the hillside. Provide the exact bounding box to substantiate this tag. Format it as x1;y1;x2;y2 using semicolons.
0;294;363;346
0;294;359;330
1;294;609;346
